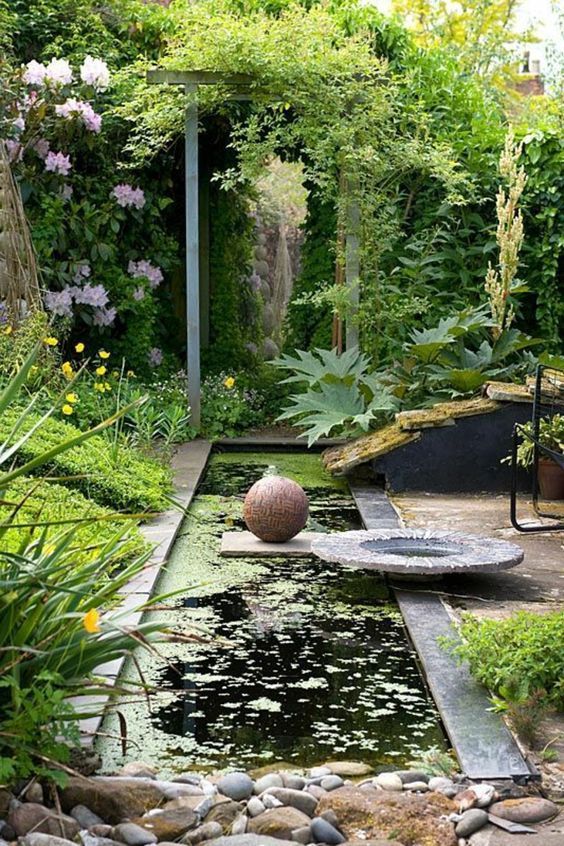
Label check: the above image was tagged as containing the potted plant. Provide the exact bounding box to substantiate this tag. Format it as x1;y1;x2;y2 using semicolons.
515;414;564;500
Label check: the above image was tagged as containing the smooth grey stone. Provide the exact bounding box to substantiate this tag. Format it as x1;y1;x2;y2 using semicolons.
0;824;15;841
428;777;454;792
306;786;326;800
231;816;248;836
309;768;331;779
319;777;343;792
112;823;157;846
22;836;76;846
319;811;339;828
194;837;295;846
262;789;317;817
375;773;403;791
281;775;306;791
455;809;489;837
246;798;265;818
262;794;284;810
310;818;344;845
254;775;283;795
172;774;201;786
117;763;157;780
24;784;44;804
217;774;254;802
394;770;429;785
181;821;223;845
200;781;217;797
403;781;429;792
89;826;113;837
290;826;310;844
194;797;214;819
71;805;105;829
80;835;123;846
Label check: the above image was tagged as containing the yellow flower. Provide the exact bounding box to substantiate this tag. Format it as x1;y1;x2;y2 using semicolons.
98;349;110;359
62;404;74;415
95;365;107;376
94;382;105;392
44;336;58;346
75;342;85;353
224;376;235;389
104;382;112;391
65;392;78;404
83;608;100;634
3;325;12;335
127;370;136;378
61;361;74;379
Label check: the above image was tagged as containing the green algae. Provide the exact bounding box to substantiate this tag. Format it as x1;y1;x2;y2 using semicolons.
97;451;444;776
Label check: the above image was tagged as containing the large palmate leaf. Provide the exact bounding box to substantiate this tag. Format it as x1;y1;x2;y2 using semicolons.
270;346;371;387
278;381;368;446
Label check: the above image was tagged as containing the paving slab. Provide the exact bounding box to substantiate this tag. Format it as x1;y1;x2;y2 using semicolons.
220;530;323;557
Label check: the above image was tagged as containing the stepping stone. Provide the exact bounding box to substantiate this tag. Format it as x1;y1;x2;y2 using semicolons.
220;532;323;558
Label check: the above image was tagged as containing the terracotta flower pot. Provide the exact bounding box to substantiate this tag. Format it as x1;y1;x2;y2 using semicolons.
538;457;564;500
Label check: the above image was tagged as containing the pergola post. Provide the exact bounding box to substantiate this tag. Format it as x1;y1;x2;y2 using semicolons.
184;83;201;427
345;176;360;350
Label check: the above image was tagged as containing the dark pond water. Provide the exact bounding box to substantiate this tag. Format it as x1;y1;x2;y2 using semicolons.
98;451;444;774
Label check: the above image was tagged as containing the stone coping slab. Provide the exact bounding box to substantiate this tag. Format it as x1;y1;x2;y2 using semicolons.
220;530;323;557
311;528;524;577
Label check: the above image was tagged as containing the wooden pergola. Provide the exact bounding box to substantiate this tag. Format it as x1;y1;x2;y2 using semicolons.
147;69;360;428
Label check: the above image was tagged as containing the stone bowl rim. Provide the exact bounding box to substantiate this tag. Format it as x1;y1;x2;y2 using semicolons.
310;528;524;574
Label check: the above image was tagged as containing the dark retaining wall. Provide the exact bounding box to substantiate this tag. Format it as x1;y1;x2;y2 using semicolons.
371;403;533;493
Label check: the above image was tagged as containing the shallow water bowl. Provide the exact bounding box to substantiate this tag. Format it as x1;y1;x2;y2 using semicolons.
311;528;524;581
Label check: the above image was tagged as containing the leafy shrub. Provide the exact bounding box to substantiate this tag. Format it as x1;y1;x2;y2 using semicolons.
271;347;398;445
0;477;147;565
513;414;564;468
0;407;171;511
0;527;162;784
200;371;268;439
446;610;564;709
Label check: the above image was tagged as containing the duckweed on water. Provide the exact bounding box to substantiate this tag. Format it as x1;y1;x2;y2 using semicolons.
98;452;444;774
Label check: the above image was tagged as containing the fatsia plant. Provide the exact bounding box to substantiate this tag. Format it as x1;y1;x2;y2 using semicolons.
271;347;398;445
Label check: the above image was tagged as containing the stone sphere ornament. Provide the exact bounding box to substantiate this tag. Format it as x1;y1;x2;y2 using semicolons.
243;475;309;542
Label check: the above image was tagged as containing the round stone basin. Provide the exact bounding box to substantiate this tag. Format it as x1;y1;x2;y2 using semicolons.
311;529;524;578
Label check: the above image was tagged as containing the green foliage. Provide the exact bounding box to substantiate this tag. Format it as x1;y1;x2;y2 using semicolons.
0;407;171;511
272;347;398;444
0;477;147;564
446;610;564;709
0;525;162;783
513;414;564;469
200;371;268;439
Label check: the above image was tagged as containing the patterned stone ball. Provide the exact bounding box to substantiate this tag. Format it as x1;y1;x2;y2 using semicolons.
243;475;309;542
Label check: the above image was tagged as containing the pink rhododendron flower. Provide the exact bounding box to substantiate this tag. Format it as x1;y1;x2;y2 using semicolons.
44;151;72;176
92;306;116;326
80;56;110;92
55;99;102;133
73;283;108;307
23;60;47;86
45;288;74;317
73;263;91;282
44;58;73;87
128;259;163;288
112;184;145;209
12;116;25;133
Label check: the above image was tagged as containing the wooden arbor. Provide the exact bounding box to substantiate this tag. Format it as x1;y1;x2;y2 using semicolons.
147;69;360;428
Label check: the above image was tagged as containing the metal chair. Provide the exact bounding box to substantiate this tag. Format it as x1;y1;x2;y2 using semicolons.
510;364;564;532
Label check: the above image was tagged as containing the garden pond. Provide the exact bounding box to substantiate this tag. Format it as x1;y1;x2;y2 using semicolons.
98;451;444;774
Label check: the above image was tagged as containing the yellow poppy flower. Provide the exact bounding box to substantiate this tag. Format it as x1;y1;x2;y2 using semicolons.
127;370;136;378
94;382;105;392
44;336;58;346
104;382;112;391
3;325;12;335
98;349;110;359
61;361;74;379
83;609;100;634
62;404;74;415
75;342;85;353
65;392;78;404
224;376;235;389
95;365;107;376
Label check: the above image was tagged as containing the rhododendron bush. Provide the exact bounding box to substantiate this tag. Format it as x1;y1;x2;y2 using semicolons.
0;52;179;373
